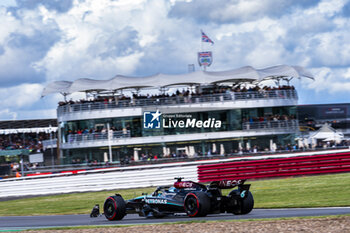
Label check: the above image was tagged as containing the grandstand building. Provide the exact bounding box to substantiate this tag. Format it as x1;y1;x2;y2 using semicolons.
298;103;350;137
43;65;314;164
0;119;57;167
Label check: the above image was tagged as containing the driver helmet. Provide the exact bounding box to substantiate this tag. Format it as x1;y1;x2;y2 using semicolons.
168;187;178;192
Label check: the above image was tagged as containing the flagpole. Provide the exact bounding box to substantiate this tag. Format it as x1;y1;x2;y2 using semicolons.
200;30;204;71
200;30;203;52
200;30;214;71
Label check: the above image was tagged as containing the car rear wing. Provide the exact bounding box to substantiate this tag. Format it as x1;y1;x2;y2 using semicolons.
209;179;247;189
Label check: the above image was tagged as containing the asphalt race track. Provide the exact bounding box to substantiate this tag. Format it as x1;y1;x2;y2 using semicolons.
1;207;350;231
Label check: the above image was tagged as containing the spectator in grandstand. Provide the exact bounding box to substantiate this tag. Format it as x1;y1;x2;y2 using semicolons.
141;153;147;161
0;133;47;152
57;84;296;108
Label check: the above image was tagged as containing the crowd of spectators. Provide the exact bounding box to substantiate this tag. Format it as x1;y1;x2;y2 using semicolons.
139;151;189;161
57;84;296;107
242;114;296;123
0;133;48;151
67;126;129;135
65;114;298;140
0;133;49;177
66;125;131;140
231;85;294;92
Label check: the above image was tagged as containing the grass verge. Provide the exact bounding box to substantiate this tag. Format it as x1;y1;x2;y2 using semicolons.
0;172;350;216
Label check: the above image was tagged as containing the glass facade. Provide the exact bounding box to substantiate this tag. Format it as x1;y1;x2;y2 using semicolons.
60;134;296;164
58;105;298;164
60;116;142;143
298;103;350;134
60;106;296;142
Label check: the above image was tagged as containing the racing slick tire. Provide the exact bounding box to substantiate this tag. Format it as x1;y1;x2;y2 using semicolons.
184;192;210;217
152;211;166;218
229;190;254;215
103;195;126;221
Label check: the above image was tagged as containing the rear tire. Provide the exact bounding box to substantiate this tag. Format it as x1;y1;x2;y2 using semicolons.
233;191;254;215
184;192;210;217
103;195;126;220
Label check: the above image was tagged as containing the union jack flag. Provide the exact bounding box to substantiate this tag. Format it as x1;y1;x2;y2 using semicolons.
201;30;214;44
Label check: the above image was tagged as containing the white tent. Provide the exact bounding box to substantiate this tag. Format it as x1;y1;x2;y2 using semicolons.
311;137;317;149
212;143;217;154
103;152;108;163
162;147;167;157
273;143;277;151
269;140;273;151
303;138;309;149
41;65;314;96
323;134;344;144
188;146;196;157
133;149;139;161
246;142;251;151
166;147;171;156
309;123;344;141
297;138;304;149
220;144;225;156
185;146;190;156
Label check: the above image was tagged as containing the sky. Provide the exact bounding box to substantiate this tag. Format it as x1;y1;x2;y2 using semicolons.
0;0;350;120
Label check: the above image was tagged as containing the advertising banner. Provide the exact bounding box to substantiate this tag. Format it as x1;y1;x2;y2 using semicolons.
198;51;213;67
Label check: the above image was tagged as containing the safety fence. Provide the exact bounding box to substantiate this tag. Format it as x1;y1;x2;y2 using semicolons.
1;149;349;198
0;165;198;198
198;152;350;182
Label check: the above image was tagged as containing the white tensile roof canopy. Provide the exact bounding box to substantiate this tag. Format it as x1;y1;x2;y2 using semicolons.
309;124;344;140
41;65;314;97
0;127;58;135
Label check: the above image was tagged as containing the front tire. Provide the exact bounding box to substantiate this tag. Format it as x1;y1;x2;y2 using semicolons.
184;192;210;217
103;195;126;220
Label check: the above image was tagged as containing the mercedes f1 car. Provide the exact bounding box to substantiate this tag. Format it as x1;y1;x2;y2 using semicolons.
93;178;254;220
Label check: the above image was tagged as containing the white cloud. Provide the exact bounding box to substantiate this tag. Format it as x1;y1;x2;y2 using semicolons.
0;109;17;120
0;0;16;7
0;83;62;119
33;0;155;81
302;67;350;93
0;83;43;109
0;7;19;43
1;0;350;120
313;0;346;16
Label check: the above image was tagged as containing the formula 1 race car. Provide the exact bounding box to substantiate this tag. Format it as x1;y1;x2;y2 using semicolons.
93;178;254;220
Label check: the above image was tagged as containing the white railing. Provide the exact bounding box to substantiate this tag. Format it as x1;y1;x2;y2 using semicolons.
60;121;297;147
42;139;57;149
1;149;349;198
65;130;130;144
243;120;298;130
0;165;198;198
57;90;298;116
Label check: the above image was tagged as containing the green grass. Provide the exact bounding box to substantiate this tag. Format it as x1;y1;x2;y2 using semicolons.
0;187;155;216
1;173;350;216
245;173;350;208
